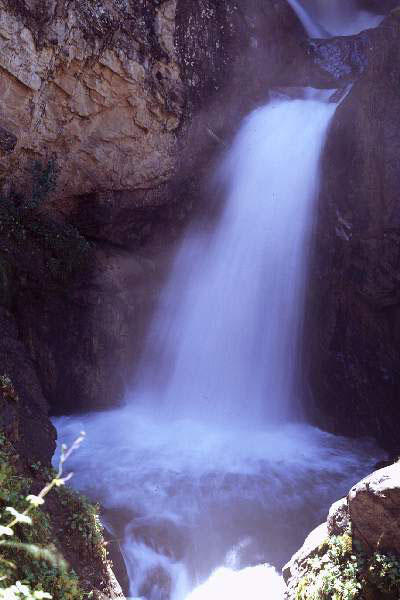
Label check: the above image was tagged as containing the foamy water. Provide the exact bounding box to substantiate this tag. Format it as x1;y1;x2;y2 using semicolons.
55;410;383;599
186;565;286;600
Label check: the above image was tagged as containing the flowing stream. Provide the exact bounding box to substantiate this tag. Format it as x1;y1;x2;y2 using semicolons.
55;2;385;599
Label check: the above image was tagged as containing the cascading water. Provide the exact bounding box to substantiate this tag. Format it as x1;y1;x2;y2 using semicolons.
287;0;383;37
54;3;385;599
132;91;336;425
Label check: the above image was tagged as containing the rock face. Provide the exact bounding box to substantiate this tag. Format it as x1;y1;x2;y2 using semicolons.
0;308;56;463
0;0;312;419
0;0;183;198
0;0;307;226
304;10;400;452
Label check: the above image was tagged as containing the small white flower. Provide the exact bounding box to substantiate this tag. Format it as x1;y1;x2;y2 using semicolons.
0;588;18;600
0;525;13;536
14;581;30;596
33;592;53;599
54;472;73;487
5;507;32;525
26;495;45;507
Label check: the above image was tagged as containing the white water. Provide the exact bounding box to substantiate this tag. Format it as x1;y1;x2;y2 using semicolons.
132;92;336;425
54;3;385;600
288;0;383;37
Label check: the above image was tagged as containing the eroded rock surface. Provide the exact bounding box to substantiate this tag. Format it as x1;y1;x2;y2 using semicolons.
0;0;183;197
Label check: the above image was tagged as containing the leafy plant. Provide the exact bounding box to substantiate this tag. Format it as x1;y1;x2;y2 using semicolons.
296;532;400;600
0;433;86;600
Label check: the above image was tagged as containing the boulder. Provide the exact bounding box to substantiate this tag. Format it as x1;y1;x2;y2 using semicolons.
284;464;400;599
349;463;400;552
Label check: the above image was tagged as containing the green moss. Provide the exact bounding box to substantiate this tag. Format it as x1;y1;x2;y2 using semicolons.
0;160;92;286
296;532;400;600
0;376;18;403
54;486;107;565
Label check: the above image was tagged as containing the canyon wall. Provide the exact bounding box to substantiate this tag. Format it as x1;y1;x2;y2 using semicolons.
0;0;306;428
304;10;400;453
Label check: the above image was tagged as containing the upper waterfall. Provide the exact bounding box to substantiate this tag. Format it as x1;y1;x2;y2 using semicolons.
287;0;383;37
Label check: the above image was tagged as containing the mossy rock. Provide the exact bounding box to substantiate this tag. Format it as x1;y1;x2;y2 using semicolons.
295;532;400;600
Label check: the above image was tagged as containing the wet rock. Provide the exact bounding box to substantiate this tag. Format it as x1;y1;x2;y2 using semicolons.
360;0;399;11
130;517;188;561
138;565;172;600
13;244;143;414
304;32;369;85
349;464;400;552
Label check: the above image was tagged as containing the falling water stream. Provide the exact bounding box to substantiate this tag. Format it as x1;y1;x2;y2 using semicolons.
55;2;385;599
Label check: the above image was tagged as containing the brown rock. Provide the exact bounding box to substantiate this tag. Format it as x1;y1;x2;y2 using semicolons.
349;463;400;552
0;0;183;199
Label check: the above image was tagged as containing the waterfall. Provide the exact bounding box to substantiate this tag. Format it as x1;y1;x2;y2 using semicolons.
132;91;336;425
287;0;383;37
54;3;385;600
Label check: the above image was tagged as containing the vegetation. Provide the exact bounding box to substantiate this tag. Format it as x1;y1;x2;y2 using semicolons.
296;531;400;600
0;160;91;290
0;422;108;600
